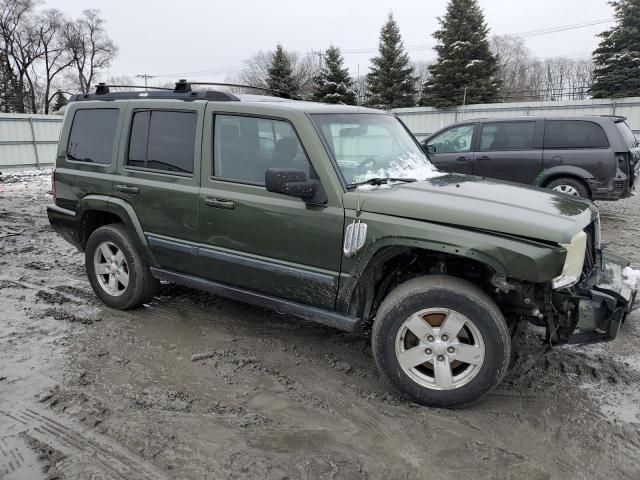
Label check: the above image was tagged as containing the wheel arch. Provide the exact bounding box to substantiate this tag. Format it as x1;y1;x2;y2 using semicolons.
535;167;593;197
341;244;499;330
76;195;160;268
339;233;565;329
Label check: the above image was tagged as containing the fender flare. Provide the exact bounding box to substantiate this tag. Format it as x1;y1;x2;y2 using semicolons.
336;232;565;314
77;195;160;268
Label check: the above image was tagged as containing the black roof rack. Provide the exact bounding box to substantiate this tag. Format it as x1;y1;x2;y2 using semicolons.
185;81;302;100
68;79;301;103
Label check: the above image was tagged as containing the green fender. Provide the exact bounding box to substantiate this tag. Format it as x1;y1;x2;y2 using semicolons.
77;195;160;268
336;213;566;313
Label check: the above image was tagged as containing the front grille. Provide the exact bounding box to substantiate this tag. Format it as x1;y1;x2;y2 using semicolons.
614;180;624;191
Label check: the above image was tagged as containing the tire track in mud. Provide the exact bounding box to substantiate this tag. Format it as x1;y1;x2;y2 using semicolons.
211;333;433;471
0;407;169;480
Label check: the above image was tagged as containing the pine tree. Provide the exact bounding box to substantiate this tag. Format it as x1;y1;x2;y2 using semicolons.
52;91;68;112
590;0;640;98
366;13;416;109
266;45;299;96
311;46;357;105
420;0;501;108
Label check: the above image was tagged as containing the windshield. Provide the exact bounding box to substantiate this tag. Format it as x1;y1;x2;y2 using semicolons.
311;113;442;187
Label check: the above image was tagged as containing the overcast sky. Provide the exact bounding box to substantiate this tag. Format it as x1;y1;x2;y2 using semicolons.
44;0;614;83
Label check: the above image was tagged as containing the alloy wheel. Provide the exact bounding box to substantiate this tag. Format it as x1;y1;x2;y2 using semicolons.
394;308;485;390
93;241;129;296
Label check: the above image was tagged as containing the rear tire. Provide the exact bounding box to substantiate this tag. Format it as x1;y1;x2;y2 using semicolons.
546;177;590;198
371;275;511;408
85;224;158;310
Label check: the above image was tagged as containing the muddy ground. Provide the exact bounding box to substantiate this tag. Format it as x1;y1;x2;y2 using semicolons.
1;172;639;480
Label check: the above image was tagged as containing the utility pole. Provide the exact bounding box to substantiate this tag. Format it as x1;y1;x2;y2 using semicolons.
135;74;155;91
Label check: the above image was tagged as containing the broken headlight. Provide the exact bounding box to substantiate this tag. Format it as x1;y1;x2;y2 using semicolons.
552;231;587;290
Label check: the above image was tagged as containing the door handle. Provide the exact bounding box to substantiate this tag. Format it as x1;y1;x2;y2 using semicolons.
205;197;235;210
115;184;139;194
456;156;469;161
477;156;491;161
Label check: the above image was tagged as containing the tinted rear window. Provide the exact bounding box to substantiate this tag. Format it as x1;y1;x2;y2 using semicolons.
544;120;609;149
67;109;119;164
127;110;196;174
616;121;638;148
480;122;536;151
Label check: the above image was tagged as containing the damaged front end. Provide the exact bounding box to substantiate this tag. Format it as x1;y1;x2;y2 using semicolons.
493;216;637;345
551;217;638;344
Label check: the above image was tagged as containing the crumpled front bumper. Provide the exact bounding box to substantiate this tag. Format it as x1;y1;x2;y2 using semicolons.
568;249;637;344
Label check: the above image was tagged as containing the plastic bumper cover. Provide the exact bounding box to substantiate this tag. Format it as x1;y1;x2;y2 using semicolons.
568;249;637;344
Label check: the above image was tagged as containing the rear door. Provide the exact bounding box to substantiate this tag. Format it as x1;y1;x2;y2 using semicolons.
423;123;476;174
112;100;205;273
542;119;613;181
473;120;542;184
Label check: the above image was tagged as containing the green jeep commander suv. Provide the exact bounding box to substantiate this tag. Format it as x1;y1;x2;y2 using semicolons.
48;81;637;407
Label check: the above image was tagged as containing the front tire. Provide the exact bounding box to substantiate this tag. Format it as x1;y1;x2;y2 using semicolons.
85;224;158;310
371;275;511;408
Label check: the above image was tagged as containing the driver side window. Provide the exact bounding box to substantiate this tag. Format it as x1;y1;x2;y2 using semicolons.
427;125;474;153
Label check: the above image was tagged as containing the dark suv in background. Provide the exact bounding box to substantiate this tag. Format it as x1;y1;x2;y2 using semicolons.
422;116;639;200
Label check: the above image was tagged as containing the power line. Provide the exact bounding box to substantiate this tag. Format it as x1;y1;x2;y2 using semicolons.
144;18;614;79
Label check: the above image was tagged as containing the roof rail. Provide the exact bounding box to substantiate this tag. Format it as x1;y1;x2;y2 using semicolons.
187;81;302;100
68;79;301;103
68;81;241;103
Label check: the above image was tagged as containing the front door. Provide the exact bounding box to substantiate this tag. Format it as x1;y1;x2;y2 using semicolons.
197;110;344;309
473;120;543;184
424;123;476;174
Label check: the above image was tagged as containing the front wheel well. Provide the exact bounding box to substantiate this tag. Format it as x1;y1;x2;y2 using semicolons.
349;247;497;330
79;209;124;250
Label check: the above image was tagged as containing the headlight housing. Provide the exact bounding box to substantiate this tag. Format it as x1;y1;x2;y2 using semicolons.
552;231;587;290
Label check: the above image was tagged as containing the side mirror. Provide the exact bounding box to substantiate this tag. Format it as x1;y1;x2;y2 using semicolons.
265;168;317;200
424;144;436;154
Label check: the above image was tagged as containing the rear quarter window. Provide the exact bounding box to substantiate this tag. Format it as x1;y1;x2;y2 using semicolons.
66;109;119;164
616;121;639;148
544;120;609;149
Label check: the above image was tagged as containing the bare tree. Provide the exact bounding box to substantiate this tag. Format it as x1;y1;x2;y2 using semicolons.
0;0;41;112
492;34;594;102
226;48;320;97
491;35;532;101
411;60;431;100
36;8;74;113
64;9;117;94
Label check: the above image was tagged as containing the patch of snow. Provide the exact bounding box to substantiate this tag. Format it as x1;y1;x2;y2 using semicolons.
466;60;482;68
354;151;444;191
450;41;470;49
623;266;640;289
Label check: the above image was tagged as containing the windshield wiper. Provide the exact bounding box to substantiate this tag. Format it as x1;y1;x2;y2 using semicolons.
347;177;417;189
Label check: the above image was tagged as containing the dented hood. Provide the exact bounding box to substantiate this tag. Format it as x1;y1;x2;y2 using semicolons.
344;174;597;244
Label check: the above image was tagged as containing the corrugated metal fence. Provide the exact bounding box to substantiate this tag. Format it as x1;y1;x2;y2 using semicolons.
2;97;640;170
0;114;63;171
393;97;640;140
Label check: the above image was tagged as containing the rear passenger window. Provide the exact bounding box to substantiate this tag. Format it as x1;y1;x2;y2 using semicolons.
214;114;311;184
544;121;609;149
480;122;535;151
67;109;119;164
127;110;196;174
